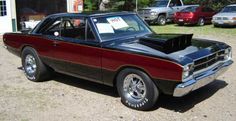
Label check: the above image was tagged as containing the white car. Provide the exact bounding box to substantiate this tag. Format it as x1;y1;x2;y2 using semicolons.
212;4;236;27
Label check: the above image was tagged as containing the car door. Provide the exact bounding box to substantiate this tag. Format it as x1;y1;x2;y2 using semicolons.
49;16;103;83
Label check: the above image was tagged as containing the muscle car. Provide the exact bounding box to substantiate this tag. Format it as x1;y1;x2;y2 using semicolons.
3;12;233;110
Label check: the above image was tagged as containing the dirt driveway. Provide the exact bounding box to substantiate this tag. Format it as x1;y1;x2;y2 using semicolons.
0;29;235;121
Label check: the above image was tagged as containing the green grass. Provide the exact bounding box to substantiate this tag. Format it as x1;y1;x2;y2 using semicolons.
150;24;236;39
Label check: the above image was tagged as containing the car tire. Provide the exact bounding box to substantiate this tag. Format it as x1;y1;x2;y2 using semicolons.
177;23;184;26
116;68;159;111
214;24;220;27
198;18;205;26
157;15;166;25
21;47;51;82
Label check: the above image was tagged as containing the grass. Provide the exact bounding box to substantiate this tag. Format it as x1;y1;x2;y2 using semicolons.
150;24;236;40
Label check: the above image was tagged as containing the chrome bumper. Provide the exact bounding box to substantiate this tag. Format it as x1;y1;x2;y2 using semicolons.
139;14;157;21
212;20;236;26
173;60;233;97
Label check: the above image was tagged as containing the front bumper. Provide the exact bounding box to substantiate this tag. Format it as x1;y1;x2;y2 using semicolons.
173;60;233;97
212;20;236;26
139;14;157;21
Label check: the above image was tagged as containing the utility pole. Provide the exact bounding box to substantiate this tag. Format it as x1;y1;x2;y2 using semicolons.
136;0;138;12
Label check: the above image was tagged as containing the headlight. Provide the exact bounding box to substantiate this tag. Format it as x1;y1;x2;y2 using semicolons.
182;64;193;80
150;11;158;16
224;48;232;60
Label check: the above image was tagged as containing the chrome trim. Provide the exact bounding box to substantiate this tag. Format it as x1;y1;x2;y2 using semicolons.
193;49;225;62
173;59;233;97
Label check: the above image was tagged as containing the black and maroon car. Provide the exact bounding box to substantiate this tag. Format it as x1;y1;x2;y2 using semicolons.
174;6;216;26
3;12;233;110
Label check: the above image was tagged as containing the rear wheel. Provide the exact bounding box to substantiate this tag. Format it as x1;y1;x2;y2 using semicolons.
177;23;184;26
21;47;51;82
157;15;166;25
198;18;205;26
116;68;159;110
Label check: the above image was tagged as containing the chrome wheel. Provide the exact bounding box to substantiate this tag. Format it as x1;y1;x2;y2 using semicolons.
123;74;147;100
157;15;166;25
160;18;166;25
24;54;37;75
198;18;204;26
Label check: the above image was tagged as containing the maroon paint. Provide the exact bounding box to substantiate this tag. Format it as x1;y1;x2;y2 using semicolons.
3;33;183;82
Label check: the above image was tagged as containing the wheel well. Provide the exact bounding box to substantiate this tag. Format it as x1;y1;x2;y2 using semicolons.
158;13;167;17
20;45;33;56
113;66;151;88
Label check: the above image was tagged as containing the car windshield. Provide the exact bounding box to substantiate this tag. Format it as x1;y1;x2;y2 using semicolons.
150;1;169;7
221;6;236;13
93;14;152;42
181;6;198;12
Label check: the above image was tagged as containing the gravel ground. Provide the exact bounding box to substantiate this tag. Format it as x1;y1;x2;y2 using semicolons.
0;29;235;121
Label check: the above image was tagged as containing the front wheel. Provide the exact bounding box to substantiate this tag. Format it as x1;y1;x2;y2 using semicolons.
157;15;166;25
116;68;159;110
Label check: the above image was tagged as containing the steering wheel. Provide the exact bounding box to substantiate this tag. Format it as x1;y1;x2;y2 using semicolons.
126;27;136;31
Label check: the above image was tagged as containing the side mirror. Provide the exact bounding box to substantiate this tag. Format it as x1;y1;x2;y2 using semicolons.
54;31;60;37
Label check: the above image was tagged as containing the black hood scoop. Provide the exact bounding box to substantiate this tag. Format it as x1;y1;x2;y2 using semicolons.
139;34;193;54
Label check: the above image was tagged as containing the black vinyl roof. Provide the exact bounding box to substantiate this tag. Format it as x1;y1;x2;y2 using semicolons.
47;11;136;18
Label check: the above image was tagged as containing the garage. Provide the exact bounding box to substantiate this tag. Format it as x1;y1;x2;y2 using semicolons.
15;0;68;31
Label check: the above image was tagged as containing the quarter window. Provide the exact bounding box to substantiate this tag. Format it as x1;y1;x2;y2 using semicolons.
0;0;7;16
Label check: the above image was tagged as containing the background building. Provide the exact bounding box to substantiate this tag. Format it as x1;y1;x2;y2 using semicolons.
0;0;82;34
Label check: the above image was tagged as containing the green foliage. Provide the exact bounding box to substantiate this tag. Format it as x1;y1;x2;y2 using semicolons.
183;0;234;10
84;0;235;11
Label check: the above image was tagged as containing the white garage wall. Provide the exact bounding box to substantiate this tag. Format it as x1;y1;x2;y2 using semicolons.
0;0;12;35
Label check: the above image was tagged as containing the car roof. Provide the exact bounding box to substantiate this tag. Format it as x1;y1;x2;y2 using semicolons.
47;11;136;18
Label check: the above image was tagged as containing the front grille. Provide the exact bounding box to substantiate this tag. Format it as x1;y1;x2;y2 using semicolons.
193;50;225;72
138;9;151;15
216;17;222;20
223;17;229;20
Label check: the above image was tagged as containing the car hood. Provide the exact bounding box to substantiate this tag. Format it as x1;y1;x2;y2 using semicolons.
214;12;236;17
139;7;168;12
102;34;229;66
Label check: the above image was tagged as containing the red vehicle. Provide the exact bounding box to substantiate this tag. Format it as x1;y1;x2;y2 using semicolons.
174;6;216;26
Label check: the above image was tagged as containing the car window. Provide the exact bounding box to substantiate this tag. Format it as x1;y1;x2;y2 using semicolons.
150;1;168;7
60;17;96;42
181;6;198;12
170;0;182;7
93;14;152;41
221;6;236;13
41;19;63;36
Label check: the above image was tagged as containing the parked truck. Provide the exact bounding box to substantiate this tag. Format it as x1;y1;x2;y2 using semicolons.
138;0;191;25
